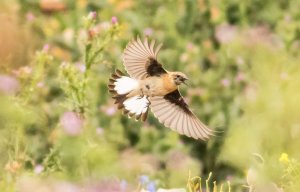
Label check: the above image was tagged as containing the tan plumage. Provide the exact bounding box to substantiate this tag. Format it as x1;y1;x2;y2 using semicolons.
108;37;214;140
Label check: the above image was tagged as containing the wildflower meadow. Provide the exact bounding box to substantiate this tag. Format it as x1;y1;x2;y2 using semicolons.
1;0;300;191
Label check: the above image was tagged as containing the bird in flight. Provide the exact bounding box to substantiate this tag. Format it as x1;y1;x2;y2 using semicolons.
108;37;213;140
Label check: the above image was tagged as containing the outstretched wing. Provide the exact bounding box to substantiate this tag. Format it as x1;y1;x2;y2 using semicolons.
149;90;213;140
122;37;167;79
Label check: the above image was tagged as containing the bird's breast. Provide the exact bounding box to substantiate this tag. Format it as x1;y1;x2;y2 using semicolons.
139;75;177;96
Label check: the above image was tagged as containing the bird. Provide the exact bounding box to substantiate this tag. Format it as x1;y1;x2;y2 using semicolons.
108;37;213;140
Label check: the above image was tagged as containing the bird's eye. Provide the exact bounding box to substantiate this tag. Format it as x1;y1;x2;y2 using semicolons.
176;75;180;78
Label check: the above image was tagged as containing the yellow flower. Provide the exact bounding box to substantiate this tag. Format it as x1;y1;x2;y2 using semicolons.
279;153;289;164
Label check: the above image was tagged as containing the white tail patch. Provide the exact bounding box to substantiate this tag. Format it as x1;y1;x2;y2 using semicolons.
114;76;138;95
123;96;149;115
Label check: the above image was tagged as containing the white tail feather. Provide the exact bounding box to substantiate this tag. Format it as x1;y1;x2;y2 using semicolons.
123;96;149;115
114;76;138;95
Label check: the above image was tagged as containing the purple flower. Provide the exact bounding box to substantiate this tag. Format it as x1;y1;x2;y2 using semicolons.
139;175;149;185
0;75;19;95
60;111;83;136
144;28;153;36
221;78;231;87
111;16;118;25
88;11;97;20
147;182;156;192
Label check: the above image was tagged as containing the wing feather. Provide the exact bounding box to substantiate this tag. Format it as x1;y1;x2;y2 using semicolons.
149;91;213;140
122;37;166;79
175;112;184;135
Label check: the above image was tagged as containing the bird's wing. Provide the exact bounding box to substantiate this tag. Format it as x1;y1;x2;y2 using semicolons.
122;37;167;79
149;90;213;140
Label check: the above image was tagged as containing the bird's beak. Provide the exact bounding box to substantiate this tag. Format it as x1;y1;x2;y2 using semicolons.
182;78;188;86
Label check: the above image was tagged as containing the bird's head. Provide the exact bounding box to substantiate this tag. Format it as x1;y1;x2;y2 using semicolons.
170;72;188;86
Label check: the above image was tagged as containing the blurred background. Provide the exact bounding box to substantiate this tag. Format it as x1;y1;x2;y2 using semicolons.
1;0;300;191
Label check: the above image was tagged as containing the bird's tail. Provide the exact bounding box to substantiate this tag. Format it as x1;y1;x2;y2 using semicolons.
108;70;149;121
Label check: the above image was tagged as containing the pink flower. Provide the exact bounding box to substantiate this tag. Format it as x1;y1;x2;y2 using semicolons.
37;81;44;88
88;11;97;20
235;72;245;82
0;75;19;95
144;28;153;36
34;165;44;174
42;44;50;53
105;106;116;116
221;78;231;87
60;111;83;136
26;12;35;22
186;42;194;51
111;16;118;25
75;63;86;73
215;24;237;44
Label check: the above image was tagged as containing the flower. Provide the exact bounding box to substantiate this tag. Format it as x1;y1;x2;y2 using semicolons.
215;24;237;44
147;182;156;192
37;81;45;88
0;75;19;95
279;153;289;164
221;78;231;87
34;165;44;174
139;175;150;185
144;28;153;36
235;72;245;82
26;12;35;22
186;42;195;51
111;16;118;25
60;111;83;136
43;44;50;53
75;62;86;73
105;106;116;116
88;11;97;20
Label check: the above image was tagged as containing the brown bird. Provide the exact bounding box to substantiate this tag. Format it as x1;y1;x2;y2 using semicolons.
108;37;213;140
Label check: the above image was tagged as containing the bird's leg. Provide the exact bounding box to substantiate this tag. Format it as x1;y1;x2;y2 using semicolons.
145;96;150;108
